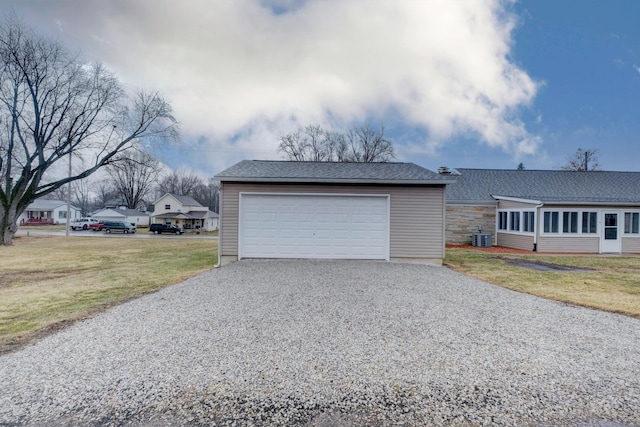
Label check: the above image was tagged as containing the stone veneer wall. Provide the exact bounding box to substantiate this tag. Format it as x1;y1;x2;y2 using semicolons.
446;205;496;245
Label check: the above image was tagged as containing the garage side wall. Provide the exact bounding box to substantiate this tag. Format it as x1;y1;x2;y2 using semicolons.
219;182;446;264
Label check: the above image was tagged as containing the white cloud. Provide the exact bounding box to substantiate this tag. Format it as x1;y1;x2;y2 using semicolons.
6;0;539;170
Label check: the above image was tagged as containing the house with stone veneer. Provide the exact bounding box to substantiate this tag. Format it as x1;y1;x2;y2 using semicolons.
445;168;640;254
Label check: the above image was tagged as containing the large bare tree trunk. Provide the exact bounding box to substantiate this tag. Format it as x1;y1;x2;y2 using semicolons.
0;19;178;245
0;204;19;245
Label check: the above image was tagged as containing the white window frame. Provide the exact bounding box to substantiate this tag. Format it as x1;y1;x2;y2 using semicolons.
582;211;598;234
562;211;579;234
542;211;560;234
523;211;535;233
624;211;640;235
497;209;535;235
497;211;508;231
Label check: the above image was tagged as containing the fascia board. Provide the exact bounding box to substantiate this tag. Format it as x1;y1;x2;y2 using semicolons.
215;177;456;185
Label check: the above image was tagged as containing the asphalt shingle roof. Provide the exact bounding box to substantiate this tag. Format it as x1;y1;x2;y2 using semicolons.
26;199;79;211
215;160;453;184
114;208;150;217
447;168;640;205
169;194;203;207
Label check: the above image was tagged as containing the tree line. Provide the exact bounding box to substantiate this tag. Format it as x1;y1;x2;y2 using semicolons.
50;157;220;217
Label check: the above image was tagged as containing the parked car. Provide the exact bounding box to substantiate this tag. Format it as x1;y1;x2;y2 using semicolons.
70;218;100;231
89;221;103;231
102;221;136;234
150;223;184;235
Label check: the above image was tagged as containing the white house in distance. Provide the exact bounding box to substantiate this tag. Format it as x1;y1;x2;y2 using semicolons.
18;198;81;226
92;208;151;227
151;193;219;231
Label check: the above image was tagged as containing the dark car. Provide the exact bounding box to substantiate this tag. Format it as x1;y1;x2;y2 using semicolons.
149;223;184;235
102;221;136;234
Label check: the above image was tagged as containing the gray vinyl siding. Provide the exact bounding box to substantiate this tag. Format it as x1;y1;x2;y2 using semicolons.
219;182;446;260
498;200;538;209
496;233;534;251
537;236;600;253
622;237;640;253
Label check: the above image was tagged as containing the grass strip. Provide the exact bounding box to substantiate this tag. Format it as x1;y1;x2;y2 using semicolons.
0;235;217;353
445;248;640;318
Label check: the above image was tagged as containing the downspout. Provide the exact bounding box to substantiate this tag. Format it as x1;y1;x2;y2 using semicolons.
533;202;544;252
216;182;223;267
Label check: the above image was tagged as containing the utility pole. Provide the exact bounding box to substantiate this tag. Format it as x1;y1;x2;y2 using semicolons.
65;150;71;236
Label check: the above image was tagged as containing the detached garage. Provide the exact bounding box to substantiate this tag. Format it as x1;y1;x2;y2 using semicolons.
214;160;454;266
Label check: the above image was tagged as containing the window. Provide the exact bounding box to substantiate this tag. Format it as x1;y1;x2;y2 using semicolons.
562;212;578;233
498;211;508;230
58;211;67;219
523;211;535;232
509;211;520;231
544;211;559;233
625;212;640;234
582;212;597;234
165;204;171;210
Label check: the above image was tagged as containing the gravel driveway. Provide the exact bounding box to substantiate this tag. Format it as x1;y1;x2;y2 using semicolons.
1;260;639;426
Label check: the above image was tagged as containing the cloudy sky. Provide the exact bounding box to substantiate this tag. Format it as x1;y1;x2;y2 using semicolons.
5;0;640;175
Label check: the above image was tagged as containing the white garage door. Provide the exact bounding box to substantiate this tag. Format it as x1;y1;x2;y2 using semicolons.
239;193;389;260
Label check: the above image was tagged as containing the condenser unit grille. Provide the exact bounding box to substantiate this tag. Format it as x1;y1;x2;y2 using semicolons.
472;233;492;248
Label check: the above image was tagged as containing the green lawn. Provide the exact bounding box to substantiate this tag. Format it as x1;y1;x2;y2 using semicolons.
0;235;218;354
445;247;640;318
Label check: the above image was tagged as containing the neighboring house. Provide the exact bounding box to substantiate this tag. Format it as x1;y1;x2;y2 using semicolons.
214;160;455;266
18;199;81;225
151;193;219;231
445;168;640;254
103;199;128;210
93;208;151;227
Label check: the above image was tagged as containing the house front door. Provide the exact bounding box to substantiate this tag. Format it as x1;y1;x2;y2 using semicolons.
600;212;621;253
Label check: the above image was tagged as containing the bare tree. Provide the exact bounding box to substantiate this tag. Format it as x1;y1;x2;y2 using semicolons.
157;169;204;197
0;19;178;244
107;149;162;210
203;179;220;213
49;186;68;202
561;148;601;171
342;123;395;162
93;179;118;209
71;178;93;216
278;125;334;161
278;123;395;163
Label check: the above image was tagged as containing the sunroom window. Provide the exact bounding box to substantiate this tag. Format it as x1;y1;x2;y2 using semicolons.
625;212;640;234
582;212;597;234
562;212;578;233
498;211;508;230
544;211;559;233
509;212;520;231
523;211;535;232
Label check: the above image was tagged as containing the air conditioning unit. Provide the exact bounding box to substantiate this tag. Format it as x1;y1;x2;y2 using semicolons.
472;233;492;248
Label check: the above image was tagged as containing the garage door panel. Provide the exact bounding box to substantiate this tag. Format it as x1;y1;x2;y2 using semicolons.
240;194;388;260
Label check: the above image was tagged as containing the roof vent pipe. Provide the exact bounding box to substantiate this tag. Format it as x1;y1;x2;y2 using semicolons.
438;166;450;174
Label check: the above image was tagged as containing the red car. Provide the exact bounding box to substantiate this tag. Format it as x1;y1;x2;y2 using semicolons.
89;221;103;231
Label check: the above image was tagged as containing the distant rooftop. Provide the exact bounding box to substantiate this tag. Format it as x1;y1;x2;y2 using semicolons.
215;160;454;185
